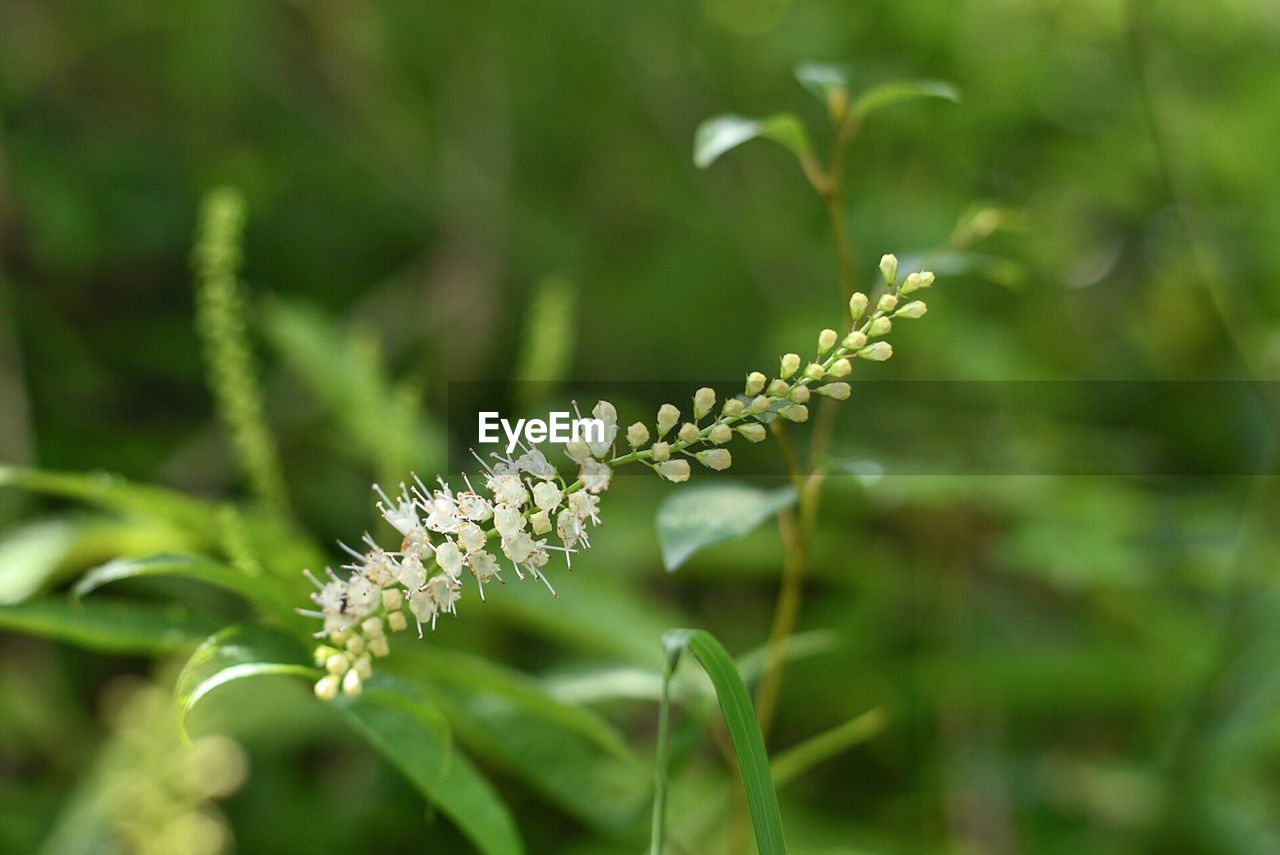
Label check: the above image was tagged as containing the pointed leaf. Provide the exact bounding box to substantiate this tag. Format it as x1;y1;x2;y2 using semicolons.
794;61;851;104
656;483;796;571
853;79;960;120
693;113;813;169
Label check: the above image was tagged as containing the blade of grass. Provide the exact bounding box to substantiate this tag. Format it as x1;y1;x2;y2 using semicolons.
651;628;785;855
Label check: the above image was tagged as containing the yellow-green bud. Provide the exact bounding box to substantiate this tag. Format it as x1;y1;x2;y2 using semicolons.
531;509;552;535
849;292;869;321
657;404;680;436
818;328;838;354
626;421;650;447
325;654;349;676
843;331;867;350
695;449;732;471
828;358;852;378
657;460;690;483
722;398;745;417
877;294;898;313
895;300;927;319
369;637;390;658
651;441;671;462
858;342;893;362
749;395;770;414
737;423;767;443
709;423;733;444
780;404;809;423
767;378;789;397
901;272;922;294
804;362;825;381
342;669;363;698
346;636;366;655
816;382;851;400
780;353;801;379
354;655;373;680
870;317;892;337
789;385;810;404
693;387;715;419
361;617;383;637
387;611;408;632
678;422;700;443
745;371;767;395
315;675;339;702
382;589;403;611
879;253;899;285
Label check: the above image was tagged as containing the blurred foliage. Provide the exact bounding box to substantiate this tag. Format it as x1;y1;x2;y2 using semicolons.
2;0;1280;852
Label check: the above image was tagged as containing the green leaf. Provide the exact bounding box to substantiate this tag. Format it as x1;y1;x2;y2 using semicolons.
853;79;960;120
770;707;888;786
693;114;812;169
334;677;524;855
794;61;851;104
0;597;217;654
73;553;302;625
651;629;785;855
174;624;316;738
656;483;796;571
389;645;650;831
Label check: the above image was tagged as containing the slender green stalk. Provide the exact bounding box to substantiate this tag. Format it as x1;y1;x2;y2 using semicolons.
192;188;290;517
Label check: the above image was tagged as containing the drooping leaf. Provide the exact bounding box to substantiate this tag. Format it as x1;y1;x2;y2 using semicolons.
0;597;217;655
651;629;785;855
334;677;524;855
693;114;813;169
174;624;316;738
389;645;651;832
853;79;960;120
73;553;302;625
656;483;796;571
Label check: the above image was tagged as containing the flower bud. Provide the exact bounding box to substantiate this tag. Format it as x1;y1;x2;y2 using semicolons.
745;371;767;395
843;331;867;350
626;421;650;447
657;404;680;436
342;669;363;698
849;292;868;321
657;460;690;483
767;378;790;397
695;449;732;471
788;385;810;404
828;358;852;378
354;655;373;679
895;300;927;319
869;317;892;337
346;635;366;655
361;617;384;637
816;382;851;400
919;271;935;288
901;272;922;294
722;398;745;417
387;611;408;632
877;294;898;313
879;253;899;285
737;423;767;443
678;422;700;444
382;589;403;611
651;441;671;462
693;387;716;419
564;439;592;463
314;675;339;702
858;342;893;361
325;654;349;676
780;353;801;379
803;362;825;381
369;637;390;658
749;395;770;414
780;404;809;423
709;423;732;444
818;329;838;354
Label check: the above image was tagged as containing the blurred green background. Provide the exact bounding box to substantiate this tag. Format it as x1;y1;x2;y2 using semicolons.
2;0;1280;852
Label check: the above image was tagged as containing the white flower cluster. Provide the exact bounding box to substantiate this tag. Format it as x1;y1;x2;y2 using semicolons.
304;404;616;700
303;256;933;700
